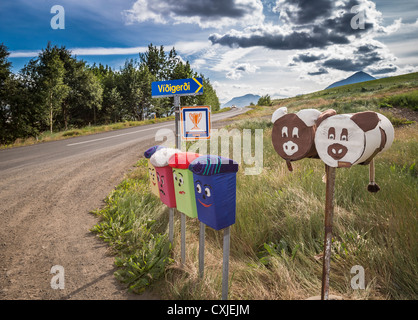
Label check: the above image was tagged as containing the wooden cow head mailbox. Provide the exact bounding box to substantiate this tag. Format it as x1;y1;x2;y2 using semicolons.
271;107;336;171
314;111;395;192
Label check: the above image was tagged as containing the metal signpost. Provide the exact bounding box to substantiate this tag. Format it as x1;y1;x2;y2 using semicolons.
152;78;204;266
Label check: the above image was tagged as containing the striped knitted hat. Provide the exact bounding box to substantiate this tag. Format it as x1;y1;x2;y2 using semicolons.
144;145;165;159
189;155;239;176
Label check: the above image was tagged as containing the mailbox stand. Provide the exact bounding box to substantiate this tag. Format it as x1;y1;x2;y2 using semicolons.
321;165;336;300
199;222;205;279
222;226;231;300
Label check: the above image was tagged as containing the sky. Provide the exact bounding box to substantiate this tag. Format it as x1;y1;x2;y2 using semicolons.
1;0;417;104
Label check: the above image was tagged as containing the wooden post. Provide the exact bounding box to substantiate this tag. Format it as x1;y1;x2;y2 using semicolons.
321;165;336;300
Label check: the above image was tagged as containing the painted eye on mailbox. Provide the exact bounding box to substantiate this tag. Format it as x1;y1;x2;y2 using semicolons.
179;177;184;185
173;173;177;181
204;187;211;198
196;184;202;193
157;173;160;182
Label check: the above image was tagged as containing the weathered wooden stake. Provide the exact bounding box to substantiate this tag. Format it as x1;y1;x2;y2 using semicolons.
321;165;336;300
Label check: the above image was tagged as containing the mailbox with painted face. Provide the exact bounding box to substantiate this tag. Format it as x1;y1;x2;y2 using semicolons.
168;152;202;218
150;147;180;208
271;106;337;171
144;145;166;197
189;155;239;231
315;111;394;168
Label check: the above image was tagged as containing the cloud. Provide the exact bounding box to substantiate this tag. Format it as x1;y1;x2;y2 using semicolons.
123;0;264;29
209;0;401;50
9;46;149;58
226;62;259;79
307;67;328;76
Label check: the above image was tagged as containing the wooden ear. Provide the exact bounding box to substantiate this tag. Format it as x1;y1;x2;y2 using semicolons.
271;107;287;123
316;109;337;128
351;111;380;132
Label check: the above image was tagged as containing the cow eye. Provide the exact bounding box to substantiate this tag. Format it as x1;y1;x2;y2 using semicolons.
282;126;288;138
340;128;348;141
328;127;336;140
292;127;299;138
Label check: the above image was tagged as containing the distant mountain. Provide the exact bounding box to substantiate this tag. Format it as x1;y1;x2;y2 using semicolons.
325;71;376;89
221;94;261;108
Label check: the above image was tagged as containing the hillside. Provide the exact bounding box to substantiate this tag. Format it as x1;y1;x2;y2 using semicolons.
92;71;418;300
221;94;261;108
325;71;376;89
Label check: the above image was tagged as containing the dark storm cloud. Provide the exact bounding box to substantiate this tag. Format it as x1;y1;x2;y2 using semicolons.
209;0;376;50
308;67;329;76
152;0;249;19
293;53;327;63
322;50;383;72
368;66;398;75
209;27;350;50
278;0;334;24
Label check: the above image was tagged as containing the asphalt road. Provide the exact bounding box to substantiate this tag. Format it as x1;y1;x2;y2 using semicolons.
0;107;247;300
0;107;247;172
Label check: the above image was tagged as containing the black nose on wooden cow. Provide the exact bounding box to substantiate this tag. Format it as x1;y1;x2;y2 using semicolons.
327;143;348;160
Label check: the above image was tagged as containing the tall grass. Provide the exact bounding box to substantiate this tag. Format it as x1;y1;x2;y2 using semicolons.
91;106;417;300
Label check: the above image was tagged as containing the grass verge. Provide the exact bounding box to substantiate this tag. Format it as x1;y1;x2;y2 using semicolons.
91;120;417;300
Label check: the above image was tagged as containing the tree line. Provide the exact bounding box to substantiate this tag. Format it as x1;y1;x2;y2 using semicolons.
0;42;220;145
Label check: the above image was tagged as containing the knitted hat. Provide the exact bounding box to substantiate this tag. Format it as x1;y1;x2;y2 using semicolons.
189;155;239;176
168;152;202;170
144;145;166;159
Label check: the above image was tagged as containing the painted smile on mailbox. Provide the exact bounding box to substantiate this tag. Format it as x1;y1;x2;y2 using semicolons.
195;181;213;208
198;199;212;208
179;191;185;195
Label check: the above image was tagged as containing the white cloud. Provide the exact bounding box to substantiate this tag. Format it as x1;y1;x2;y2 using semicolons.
9;46;149;58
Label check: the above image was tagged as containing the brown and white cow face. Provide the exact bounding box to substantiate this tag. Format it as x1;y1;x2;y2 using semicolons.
314;111;394;168
271;107;322;162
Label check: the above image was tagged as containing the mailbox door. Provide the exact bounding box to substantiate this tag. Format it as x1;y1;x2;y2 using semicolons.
193;173;236;230
172;168;198;218
155;166;176;208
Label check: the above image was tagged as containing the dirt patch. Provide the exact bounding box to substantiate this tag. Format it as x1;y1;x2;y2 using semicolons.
382;107;418;123
0;138;161;300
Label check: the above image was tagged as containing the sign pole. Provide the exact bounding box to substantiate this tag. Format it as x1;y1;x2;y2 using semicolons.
321;165;336;300
222;226;231;300
199;222;205;278
174;95;187;265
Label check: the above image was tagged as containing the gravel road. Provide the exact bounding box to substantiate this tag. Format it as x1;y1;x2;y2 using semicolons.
0;108;247;300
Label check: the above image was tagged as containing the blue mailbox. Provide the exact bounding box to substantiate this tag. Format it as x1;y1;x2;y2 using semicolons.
189;155;239;231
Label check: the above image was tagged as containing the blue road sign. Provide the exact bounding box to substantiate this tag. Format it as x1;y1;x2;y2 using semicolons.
152;78;204;98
